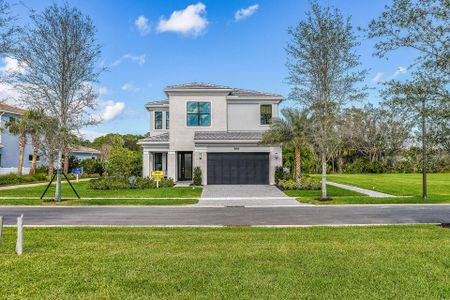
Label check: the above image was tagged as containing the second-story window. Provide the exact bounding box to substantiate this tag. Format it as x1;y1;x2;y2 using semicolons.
260;104;272;125
166;112;170;129
187;102;211;126
154;111;163;129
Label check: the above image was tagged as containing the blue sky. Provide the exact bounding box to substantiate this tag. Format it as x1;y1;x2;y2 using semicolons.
2;0;414;140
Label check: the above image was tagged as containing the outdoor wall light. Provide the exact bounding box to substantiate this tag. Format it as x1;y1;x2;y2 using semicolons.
275;153;279;160
199;152;203;160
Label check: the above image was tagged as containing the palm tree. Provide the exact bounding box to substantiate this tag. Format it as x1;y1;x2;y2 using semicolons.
27;110;44;175
5;113;32;176
261;108;311;184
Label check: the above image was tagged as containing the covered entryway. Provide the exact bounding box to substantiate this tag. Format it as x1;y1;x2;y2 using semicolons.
207;152;269;184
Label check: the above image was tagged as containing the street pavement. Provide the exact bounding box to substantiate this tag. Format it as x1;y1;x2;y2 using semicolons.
0;204;449;226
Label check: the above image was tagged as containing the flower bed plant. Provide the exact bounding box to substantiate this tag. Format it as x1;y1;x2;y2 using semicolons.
277;177;321;190
89;176;174;190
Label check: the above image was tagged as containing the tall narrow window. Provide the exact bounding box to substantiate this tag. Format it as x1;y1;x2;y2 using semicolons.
187;102;211;126
154;153;162;171
166;111;170;129
154;111;163;129
260;104;272;125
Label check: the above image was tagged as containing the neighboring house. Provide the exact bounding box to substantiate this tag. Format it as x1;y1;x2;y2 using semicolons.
0;103;36;173
70;146;101;161
138;83;283;185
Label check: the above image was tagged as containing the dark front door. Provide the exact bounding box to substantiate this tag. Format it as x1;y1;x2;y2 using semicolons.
207;153;269;184
177;152;192;181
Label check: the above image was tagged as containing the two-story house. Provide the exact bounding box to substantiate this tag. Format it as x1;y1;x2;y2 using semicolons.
138;83;283;185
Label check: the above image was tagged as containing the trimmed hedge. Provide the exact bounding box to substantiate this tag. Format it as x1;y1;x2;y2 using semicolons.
277;178;321;190
89;176;174;190
0;173;48;186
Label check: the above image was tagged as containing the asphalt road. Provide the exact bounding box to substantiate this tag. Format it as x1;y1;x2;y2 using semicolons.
0;205;449;226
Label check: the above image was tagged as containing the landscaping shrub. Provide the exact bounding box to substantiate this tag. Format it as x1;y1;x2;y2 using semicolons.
105;147;136;177
193;167;202;186
80;158;104;175
275;166;291;184
89;176;174;190
277;178;321;190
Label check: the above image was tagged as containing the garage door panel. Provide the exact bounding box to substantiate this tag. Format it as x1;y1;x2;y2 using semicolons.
207;153;269;184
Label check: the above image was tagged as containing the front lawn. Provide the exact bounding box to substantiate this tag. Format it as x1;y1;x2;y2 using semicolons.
0;225;449;299
283;184;363;197
298;173;450;204
324;173;450;201
0;181;202;199
0;198;198;206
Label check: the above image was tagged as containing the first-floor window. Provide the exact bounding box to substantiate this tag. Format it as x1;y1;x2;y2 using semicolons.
260;104;272;125
154;111;163;129
187;101;211;126
166;111;170;129
28;154;40;161
154;153;162;171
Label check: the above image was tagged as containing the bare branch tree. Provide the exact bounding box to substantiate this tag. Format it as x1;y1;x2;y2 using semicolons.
11;3;103;201
286;2;367;199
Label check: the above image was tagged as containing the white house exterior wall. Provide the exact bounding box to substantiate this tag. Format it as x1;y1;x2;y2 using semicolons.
227;102;278;131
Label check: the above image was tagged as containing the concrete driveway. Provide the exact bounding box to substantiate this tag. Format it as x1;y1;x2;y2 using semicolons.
199;185;300;206
201;185;289;199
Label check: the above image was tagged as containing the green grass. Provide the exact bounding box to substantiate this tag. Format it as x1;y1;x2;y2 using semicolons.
299;173;450;204
283;184;363;197
0;226;449;299
0;181;202;199
0;198;198;206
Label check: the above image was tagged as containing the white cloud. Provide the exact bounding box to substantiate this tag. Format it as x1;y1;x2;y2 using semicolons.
121;82;140;92
98;87;109;95
157;2;208;36
0;82;22;104
0;57;26;74
392;66;407;78
135;15;150;35
371;72;384;83
387;66;407;80
235;4;259;21
111;54;146;67
93;100;125;123
79;129;106;141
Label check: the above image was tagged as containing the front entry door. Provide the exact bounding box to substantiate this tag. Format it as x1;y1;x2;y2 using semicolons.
177;152;192;181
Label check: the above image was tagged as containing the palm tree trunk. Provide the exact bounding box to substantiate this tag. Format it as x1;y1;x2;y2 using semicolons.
295;145;302;184
321;152;328;200
29;133;39;175
17;134;26;176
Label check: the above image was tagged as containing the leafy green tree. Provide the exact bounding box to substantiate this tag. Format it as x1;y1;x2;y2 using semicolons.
105;147;136;178
368;0;450;199
26;110;45;175
286;2;366;199
261;108;311;184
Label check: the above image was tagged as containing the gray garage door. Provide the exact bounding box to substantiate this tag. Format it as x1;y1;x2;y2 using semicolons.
207;153;269;184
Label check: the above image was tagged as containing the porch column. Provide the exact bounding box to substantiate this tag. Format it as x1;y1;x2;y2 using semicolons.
167;151;176;181
142;151;150;178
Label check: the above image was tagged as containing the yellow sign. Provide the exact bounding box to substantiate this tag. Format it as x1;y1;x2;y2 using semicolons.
151;171;164;181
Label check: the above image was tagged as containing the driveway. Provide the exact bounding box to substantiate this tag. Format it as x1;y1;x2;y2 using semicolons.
199;185;300;206
201;185;288;199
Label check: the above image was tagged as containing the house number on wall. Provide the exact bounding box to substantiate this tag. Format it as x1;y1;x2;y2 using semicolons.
234;147;239;151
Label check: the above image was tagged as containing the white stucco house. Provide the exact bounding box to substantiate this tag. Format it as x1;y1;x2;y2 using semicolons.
138;83;283;185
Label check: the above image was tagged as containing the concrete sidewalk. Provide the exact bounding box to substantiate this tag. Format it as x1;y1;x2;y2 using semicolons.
327;181;396;198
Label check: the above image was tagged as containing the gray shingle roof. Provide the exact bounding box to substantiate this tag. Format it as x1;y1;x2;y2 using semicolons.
164;82;283;98
138;132;169;143
194;131;264;141
145;100;169;106
71;146;101;155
